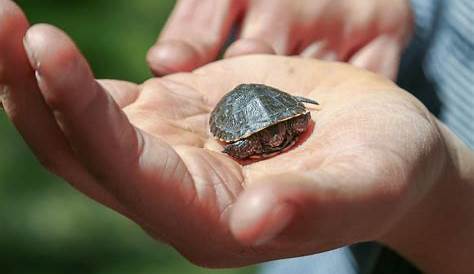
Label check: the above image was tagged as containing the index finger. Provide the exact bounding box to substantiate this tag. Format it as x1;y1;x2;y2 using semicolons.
0;0;130;217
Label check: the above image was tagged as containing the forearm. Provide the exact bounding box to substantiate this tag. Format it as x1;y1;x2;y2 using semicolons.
381;121;474;274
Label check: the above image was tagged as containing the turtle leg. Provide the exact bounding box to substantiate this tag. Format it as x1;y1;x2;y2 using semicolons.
259;131;298;157
260;123;286;149
259;122;299;157
222;136;262;159
289;112;310;135
266;114;309;154
278;131;298;152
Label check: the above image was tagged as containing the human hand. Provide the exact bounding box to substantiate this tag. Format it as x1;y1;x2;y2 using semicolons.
2;1;469;272
148;0;413;80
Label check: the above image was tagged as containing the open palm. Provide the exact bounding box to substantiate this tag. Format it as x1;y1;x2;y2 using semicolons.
1;1;446;268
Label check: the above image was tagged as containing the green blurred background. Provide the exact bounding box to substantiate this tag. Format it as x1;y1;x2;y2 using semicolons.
0;1;256;273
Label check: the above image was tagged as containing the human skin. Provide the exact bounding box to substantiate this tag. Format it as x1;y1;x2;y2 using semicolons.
0;1;473;273
148;0;413;80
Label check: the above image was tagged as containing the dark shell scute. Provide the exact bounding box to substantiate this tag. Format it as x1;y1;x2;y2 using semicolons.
210;83;307;141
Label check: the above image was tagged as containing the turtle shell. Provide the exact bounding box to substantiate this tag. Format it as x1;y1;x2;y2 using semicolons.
210;83;309;142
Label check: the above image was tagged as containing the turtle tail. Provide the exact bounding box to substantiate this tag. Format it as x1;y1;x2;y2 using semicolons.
295;96;319;105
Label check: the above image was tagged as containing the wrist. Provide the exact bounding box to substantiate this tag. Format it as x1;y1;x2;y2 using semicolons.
379;120;474;274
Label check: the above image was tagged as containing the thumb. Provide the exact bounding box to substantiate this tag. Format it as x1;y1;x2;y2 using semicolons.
230;166;405;247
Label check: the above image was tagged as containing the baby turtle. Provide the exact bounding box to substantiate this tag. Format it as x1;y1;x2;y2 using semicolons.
209;83;318;159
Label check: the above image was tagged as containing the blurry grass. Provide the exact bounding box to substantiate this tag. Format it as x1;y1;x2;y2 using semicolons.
0;1;256;273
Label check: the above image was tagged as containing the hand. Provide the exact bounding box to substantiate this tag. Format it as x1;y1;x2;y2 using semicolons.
148;0;413;80
2;1;471;273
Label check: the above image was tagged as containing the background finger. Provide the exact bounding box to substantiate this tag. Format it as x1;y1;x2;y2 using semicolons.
348;36;404;80
299;40;338;61
225;0;296;57
224;38;275;58
147;0;243;75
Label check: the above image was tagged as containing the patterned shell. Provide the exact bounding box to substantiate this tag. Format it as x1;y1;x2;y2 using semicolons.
210;83;308;142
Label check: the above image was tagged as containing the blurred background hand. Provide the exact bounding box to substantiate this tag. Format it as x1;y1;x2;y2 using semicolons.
148;0;413;80
1;0;449;269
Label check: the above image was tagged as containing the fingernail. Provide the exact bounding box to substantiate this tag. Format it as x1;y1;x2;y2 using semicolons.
320;51;338;62
23;36;44;85
23;35;41;70
253;203;294;246
224;38;276;58
0;85;7;110
147;40;201;75
34;70;42;82
300;41;326;58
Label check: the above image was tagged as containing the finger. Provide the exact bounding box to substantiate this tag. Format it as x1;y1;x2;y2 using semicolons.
225;0;296;57
0;1;128;215
348;35;403;80
299;41;338;61
147;0;242;76
224;38;275;59
23;24;144;183
22;24;195;222
0;0;32;94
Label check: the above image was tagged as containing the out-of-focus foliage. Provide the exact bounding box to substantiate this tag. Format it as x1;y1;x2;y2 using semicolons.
0;1;255;273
